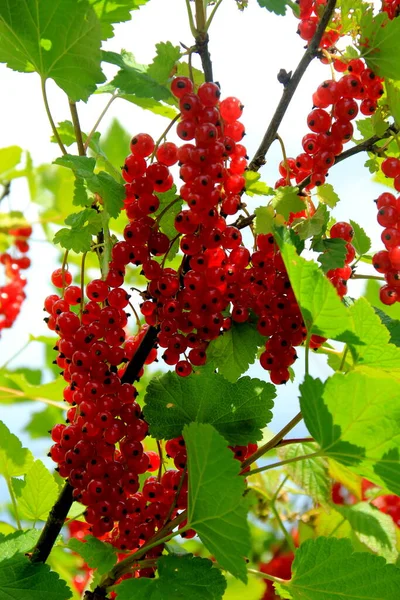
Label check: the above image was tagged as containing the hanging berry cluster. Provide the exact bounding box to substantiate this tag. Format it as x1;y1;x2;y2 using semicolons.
0;224;31;334
372;183;400;305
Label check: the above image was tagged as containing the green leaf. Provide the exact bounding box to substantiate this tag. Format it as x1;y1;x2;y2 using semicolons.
17;460;58;522
89;0;150;40
359;10;400;80
364;278;400;320
0;553;72;600
0;421;33;479
293;204;329;241
340;0;364;35
348;297;400;372
278;443;330;504
147;42;181;84
0;373;65;406
143;370;275;444
154;185;182;240
316;183;340;209
100;119;131;171
184;423;250;582
272;187;305;220
349;220;371;256
276;537;400;600
374;308;400;346
257;0;289;16
68;535;117;576
244;172;274;197
254;206;275;235
54;208;102;253
207;322;265;383
386;79;400;128
24;406;63;439
0;0;105;102
316;238;347;273
0;147;22;177
280;242;353;339
105;51;174;103
54;155;96;179
0;530;40;560
302;372;400;494
335;502;398;563
115;554;227;600
94;172;125;218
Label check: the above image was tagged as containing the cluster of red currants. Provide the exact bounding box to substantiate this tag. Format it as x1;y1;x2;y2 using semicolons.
382;0;400;20
276;56;383;192
121;78;254;378
0;224;31;334
296;0;340;48
371;185;400;305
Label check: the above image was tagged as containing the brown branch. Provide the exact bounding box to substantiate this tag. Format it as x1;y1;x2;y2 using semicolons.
196;33;213;82
30;482;74;564
30;326;159;565
248;0;338;171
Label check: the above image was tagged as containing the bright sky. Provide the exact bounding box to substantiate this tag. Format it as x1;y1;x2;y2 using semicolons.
0;0;386;452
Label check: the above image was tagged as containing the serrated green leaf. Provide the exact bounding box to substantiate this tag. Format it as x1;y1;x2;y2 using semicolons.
316;183;340;209
257;0;289;16
0;147;22;177
335;502;398;563
374;308;400;346
301;372;400;494
0;553;72;600
386;79;400;128
94;172;125;218
143;371;275;444
184;423;250;582
90;0;150;40
176;62;204;86
340;0;364;35
365;156;379;174
24;405;63;439
278;442;330;504
254;206;275;235
54;208;102;253
17;460;58;522
54;155;96;179
108;56;174;103
348;297;400;372
73;177;89;207
68;535;117;576
0;421;33;480
0;373;65;406
276;537;400;600
280;242;353;339
147;42;181;84
0;530;40;560
244;172;274;197
0;0;105;102
316;238;347;273
272;187;305;220
349;220;371;256
207;322;265;382
293;204;329;241
115;554;227;600
359;10;400;80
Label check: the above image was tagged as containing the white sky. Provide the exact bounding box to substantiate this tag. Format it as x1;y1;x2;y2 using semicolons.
0;0;387;448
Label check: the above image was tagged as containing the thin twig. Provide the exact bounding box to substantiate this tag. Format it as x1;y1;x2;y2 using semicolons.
246;451;320;477
241;411;303;469
249;0;337;171
69;101;85;156
84;91;118;151
41;78;67;155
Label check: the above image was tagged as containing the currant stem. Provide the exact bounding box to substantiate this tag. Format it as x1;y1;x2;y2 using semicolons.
245;451;320;477
351;273;385;281
305;333;311;377
185;0;198;38
150;114;181;163
205;0;224;31
338;345;349;372
0;386;65;409
80;252;87;317
276;133;291;186
276;436;314;448
6;477;22;530
241;411;303;469
41;78;67;156
249;0;337;171
69;101;85;156
248;568;287;585
84;91;118;151
155;198;181;225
